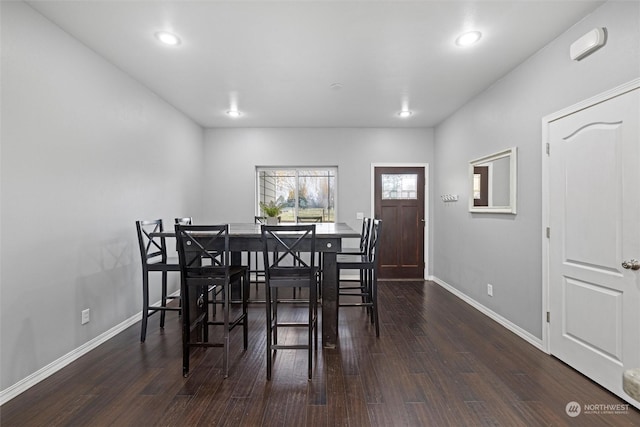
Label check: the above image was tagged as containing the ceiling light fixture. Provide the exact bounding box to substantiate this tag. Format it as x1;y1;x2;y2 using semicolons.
155;31;181;46
398;110;413;118
226;109;242;118
455;31;482;47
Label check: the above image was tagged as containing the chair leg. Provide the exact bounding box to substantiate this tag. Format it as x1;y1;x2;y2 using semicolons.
223;282;230;378
309;282;317;380
371;271;380;337
265;284;273;381
140;269;149;342
253;252;260;294
182;286;190;377
201;287;209;343
243;270;249;350
160;270;168;328
365;269;373;321
273;288;278;347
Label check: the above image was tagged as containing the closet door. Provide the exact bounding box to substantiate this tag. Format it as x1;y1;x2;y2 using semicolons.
548;86;640;405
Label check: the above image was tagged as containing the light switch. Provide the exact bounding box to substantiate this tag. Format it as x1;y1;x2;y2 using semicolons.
356;212;364;220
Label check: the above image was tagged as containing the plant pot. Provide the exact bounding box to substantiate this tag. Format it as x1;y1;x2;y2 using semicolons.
266;217;279;225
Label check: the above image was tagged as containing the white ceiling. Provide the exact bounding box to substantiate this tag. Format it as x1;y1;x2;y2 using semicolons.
27;0;604;128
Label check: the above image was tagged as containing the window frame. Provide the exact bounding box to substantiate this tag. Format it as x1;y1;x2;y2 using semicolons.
255;166;338;223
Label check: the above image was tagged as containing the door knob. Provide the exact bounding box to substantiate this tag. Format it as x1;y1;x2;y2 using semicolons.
622;259;640;270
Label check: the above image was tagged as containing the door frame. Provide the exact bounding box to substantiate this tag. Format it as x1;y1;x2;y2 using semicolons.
541;77;640;354
371;163;429;280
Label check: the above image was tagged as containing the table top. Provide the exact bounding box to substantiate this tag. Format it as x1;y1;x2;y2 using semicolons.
227;222;359;237
153;222;360;239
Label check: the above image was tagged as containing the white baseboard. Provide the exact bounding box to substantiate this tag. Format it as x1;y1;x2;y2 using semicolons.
0;291;178;405
429;276;544;351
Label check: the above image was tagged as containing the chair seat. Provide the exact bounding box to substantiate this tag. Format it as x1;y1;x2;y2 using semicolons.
337;248;366;255
268;266;318;287
184;265;247;277
146;258;181;271
337;253;370;269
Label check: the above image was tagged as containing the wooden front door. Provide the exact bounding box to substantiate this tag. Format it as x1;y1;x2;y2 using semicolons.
374;166;425;279
548;85;640;406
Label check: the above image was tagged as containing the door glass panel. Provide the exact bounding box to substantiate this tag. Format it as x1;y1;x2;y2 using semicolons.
382;174;417;199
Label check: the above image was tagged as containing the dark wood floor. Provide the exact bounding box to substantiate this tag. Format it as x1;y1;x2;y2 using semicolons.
2;281;639;426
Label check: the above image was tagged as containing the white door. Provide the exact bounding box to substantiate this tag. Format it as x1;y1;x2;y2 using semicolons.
548;85;640;405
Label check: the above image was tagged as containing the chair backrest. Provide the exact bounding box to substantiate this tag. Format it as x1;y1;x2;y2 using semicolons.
261;224;316;286
175;225;231;278
297;216;323;223
136;219;168;266
359;217;372;253
175;217;193;225
367;219;382;263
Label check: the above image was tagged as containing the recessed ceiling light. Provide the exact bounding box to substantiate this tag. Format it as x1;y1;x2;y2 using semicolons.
226;110;242;118
398;110;413;118
155;31;181;46
455;31;482;47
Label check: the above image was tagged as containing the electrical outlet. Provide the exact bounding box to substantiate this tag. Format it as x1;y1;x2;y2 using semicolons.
487;284;493;297
81;309;90;325
356;212;364;220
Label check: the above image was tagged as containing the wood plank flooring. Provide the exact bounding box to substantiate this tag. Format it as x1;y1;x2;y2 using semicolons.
2;281;639;426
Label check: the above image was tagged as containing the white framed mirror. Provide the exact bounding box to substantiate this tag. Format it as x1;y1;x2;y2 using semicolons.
469;147;517;214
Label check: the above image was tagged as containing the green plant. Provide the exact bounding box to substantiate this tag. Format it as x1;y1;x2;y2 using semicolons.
259;200;283;217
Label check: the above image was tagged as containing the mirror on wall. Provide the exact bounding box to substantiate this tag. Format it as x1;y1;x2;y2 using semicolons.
469;147;517;214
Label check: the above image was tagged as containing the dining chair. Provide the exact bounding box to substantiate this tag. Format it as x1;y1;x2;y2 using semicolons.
175;217;193;225
175;224;250;378
248;216;268;301
337;219;382;337
174;217;193;252
339;217;371;256
337;217;372;303
296;215;323;223
296;216;323;298
261;224;318;380
135;219;181;342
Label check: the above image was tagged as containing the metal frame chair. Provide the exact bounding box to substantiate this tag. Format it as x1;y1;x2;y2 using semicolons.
337;219;382;337
136;219;181;342
175;224;249;378
261;224;318;380
174;217;193;226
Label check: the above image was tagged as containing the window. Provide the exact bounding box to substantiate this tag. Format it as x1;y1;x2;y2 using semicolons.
381;173;417;199
256;167;337;222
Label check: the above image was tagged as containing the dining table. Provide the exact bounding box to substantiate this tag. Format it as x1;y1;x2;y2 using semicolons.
154;222;360;348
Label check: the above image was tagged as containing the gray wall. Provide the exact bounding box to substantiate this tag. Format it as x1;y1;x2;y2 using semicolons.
0;2;204;391
202;127;435;263
433;0;640;338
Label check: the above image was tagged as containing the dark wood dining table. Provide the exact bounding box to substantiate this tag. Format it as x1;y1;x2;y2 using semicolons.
154;222;360;348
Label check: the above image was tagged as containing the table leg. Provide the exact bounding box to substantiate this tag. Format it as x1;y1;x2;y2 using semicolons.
230;251;242;300
322;251;338;348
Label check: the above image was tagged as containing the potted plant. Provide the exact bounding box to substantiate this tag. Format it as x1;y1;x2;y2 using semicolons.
259;200;283;225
